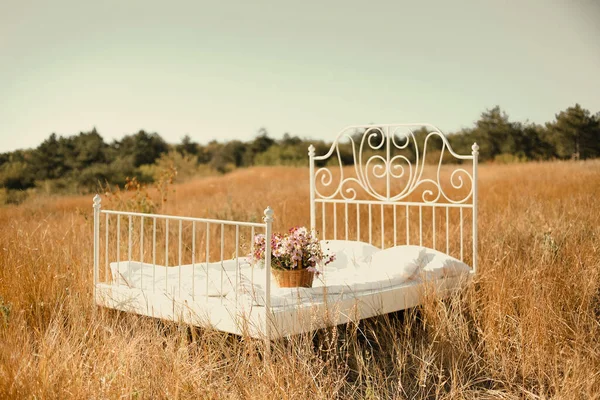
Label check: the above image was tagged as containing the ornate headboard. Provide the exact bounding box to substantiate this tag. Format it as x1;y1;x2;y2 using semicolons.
308;123;479;272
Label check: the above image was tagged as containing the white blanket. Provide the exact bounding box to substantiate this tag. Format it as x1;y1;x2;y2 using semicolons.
109;242;471;307
109;258;251;297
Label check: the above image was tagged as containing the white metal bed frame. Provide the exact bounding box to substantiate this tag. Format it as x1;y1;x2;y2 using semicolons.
92;123;479;344
309;123;479;272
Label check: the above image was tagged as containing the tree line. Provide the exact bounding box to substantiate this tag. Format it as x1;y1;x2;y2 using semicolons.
0;104;598;203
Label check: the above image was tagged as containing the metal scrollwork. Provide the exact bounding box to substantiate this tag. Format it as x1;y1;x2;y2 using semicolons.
313;124;475;204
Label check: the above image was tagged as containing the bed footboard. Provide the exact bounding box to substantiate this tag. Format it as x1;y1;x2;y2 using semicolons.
92;195;275;339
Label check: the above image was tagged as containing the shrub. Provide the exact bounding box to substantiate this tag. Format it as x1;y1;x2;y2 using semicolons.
153;151;201;182
0;161;35;190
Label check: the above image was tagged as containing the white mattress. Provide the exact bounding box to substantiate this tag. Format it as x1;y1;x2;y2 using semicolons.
109;241;471;308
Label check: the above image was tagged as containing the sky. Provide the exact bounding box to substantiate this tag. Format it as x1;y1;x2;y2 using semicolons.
1;0;599;152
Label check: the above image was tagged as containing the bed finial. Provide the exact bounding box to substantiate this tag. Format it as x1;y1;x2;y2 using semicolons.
93;194;101;209
263;206;274;222
308;144;315;156
471;142;479;155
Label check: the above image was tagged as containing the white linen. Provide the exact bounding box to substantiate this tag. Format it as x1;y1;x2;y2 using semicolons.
233;243;470;306
109;241;471;307
110;258;252;297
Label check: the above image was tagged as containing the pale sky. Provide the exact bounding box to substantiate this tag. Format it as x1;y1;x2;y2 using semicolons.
1;0;599;152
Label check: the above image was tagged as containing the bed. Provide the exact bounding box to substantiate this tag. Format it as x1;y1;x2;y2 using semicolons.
92;123;479;341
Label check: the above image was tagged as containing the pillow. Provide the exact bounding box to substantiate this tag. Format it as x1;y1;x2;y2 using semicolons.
320;240;380;270
369;246;426;281
418;248;471;279
370;245;471;281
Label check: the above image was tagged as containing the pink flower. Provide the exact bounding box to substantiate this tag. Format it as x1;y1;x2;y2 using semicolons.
248;226;335;271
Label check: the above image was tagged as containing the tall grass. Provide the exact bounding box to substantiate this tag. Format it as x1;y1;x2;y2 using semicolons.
0;161;599;399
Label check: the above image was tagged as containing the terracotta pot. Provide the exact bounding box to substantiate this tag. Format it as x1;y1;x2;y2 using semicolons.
272;268;314;288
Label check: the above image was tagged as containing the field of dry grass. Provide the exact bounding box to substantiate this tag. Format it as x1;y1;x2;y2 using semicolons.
1;160;599;399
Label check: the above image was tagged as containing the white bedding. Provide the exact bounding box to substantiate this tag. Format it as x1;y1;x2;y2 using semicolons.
109;241;471;308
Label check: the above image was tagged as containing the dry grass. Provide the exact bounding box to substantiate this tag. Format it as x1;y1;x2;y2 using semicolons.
1;160;599;399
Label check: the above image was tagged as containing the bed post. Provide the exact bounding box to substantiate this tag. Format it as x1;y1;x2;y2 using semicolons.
93;194;101;305
263;206;274;356
471;143;479;275
308;145;316;233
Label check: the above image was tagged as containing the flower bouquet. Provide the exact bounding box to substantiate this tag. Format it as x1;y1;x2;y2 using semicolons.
249;226;335;288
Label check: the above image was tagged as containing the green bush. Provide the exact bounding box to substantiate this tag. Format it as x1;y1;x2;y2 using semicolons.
76;164;115;191
0;161;35;190
153;151;202;182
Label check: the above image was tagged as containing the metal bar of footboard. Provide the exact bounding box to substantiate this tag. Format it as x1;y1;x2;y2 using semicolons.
95;199;271;308
101;210;265;228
